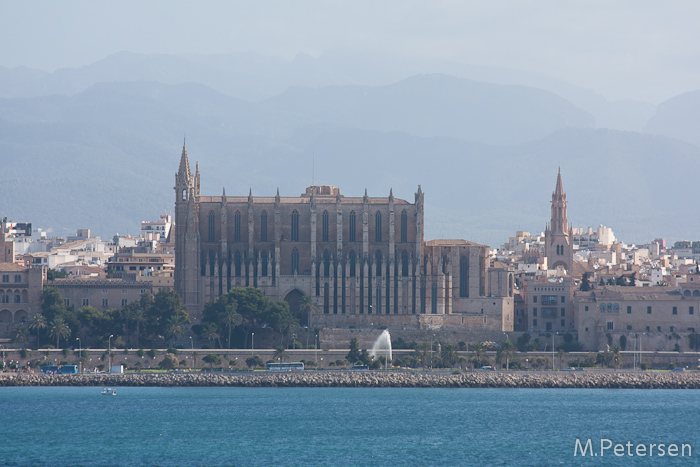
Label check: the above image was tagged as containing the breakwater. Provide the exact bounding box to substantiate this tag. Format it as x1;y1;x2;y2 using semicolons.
2;370;700;389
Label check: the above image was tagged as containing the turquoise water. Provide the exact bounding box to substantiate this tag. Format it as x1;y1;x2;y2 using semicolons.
1;387;698;466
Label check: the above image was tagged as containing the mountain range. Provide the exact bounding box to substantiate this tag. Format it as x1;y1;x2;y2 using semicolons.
0;51;698;247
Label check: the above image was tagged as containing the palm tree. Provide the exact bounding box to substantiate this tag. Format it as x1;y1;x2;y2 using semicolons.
299;294;319;328
558;349;566;370
273;346;288;363
220;303;242;349
165;315;185;347
11;325;28;346
132;308;145;349
49;318;71;349
200;323;220;349
416;342;430;367
471;342;486;368
440;343;459;368
611;345;622;369
28;314;47;348
497;340;517;370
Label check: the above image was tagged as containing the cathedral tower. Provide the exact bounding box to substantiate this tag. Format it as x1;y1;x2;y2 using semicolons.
544;168;573;271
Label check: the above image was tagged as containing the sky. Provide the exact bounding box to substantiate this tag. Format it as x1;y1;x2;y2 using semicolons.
3;0;699;103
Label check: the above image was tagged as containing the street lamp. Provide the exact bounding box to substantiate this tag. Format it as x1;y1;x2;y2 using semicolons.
252;332;255;356
108;334;113;373
315;334;318;366
76;338;81;373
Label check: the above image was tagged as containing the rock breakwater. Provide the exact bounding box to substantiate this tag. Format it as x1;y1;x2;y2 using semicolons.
1;371;700;389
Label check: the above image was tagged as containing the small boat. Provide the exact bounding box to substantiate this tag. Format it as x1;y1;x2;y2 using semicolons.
101;387;117;396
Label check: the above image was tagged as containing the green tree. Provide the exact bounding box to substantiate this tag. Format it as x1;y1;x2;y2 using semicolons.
273;346;288;363
28;314;47;348
440;343;459;368
471;342;486;368
200;323;221;348
49;318;71;349
146;289;190;346
246;355;264;369
165;315;185;347
11;325;28;346
203;353;222;369
298;294;319;327
580;272;591;291
159;353;179;370
346;337;361;363
220;302;242;349
46;268;67;280
497;340;517;370
416;342;430;367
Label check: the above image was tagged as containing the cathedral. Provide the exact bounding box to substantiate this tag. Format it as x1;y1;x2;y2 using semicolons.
174;144;514;331
544;169;574;272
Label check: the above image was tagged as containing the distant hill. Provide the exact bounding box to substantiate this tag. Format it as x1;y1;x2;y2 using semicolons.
644;90;700;147
0;80;697;245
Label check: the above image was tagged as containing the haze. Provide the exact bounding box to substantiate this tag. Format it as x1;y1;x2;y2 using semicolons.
3;0;699;103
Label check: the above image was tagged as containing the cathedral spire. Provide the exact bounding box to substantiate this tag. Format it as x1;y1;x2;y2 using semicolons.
555;167;564;198
178;141;191;180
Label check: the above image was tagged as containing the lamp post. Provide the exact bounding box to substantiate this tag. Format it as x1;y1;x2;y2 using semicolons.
76;338;81;373
315;334;318;366
252;332;255;356
108;334;113;373
551;332;555;370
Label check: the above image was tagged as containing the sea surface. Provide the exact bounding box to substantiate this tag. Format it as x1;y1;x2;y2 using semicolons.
1;386;698;466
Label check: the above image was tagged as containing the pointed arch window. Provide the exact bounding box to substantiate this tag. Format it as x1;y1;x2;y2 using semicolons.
460;255;469;297
291;210;299;242
323;283;330;314
349;251;356;277
322;210;329;242
375;211;382;242
182;189;187;201
401;210;407;243
349;211;356;242
234;211;241;242
234;251;242;277
261;251;268;277
291;248;299;274
208;211;215;242
375;250;383;276
401;250;409;277
260;211;268;242
323;250;331;278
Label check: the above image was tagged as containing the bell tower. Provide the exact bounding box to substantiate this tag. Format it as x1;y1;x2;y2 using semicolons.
544;168;573;272
174;142;201;315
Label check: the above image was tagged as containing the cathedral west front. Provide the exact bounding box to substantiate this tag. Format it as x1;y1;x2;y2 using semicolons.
174;144;514;332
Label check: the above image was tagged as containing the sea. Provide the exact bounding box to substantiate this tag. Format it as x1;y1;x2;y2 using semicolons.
0;386;697;466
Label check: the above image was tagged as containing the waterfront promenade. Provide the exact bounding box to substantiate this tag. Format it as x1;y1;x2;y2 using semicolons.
2;370;700;389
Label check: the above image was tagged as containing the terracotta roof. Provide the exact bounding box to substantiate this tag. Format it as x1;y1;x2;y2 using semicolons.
0;263;27;272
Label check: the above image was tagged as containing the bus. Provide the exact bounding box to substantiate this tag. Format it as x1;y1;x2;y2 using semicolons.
40;365;78;374
266;362;304;371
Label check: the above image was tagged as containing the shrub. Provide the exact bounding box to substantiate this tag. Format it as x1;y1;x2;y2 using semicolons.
148;349;158;359
137;348;146;358
158;353;179;370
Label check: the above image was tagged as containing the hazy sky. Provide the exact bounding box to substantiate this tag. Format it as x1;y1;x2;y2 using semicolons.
3;1;699;103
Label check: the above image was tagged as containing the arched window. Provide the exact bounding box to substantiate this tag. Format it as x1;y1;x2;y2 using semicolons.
208;211;215;242
291;210;299;242
401;210;407;243
460;256;469;297
261;251;268;277
349;211;356;242
260;211;268;242
182;189;187;201
323;250;330;278
375;250;383;276
401;250;409;277
291;248;299;274
375;211;382;242
322;210;329;242
234;251;242;276
349;251;356;277
234;211;241;242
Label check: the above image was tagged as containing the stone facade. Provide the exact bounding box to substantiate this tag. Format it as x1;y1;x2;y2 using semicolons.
0;263;45;336
575;283;700;351
174;144;514;331
50;279;152;313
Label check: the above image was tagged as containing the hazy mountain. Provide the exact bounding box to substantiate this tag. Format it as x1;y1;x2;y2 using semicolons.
0;51;655;132
0;80;697;245
644;90;700;148
264;74;594;145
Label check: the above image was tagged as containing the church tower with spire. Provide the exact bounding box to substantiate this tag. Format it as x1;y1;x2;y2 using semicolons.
174;141;201;315
544;169;573;272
